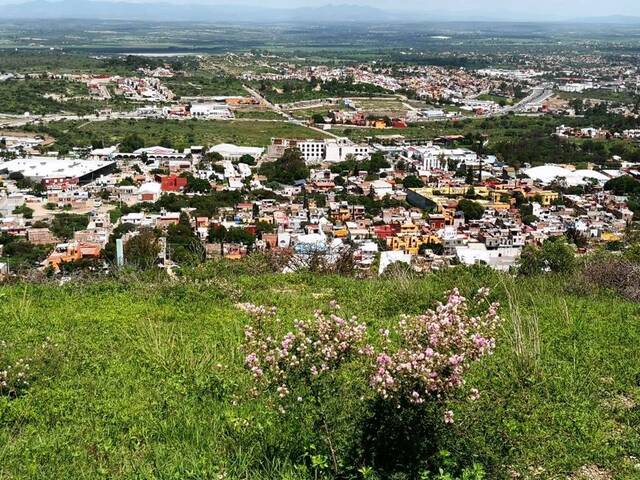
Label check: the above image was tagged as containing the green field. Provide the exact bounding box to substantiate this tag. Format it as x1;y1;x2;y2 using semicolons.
234;109;285;120
0;265;639;479
556;89;639;105
163;75;246;98
331;113;639;144
26;118;329;151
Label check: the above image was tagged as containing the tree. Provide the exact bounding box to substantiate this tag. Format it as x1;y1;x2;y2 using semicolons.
103;223;136;263
258;148;309;185
120;134;145;153
368;151;390;173
518;238;575;276
50;214;89;241
159;136;173;149
225;227;256;247
541;238;576;274
124;229;160;270
238;154;256;166
402;175;423;189
184;175;212;194
312;113;325;124
167;213;204;264
255;221;274;235
2;239;49;270
604;176;640;196
457;199;484;221
118;177;136;187
209;224;228;256
202;151;224;165
465;167;475;185
12;204;34;219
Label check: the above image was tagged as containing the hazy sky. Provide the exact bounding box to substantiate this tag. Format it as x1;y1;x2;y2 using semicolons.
2;0;640;20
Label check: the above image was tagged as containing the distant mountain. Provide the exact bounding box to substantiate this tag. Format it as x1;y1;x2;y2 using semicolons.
570;15;640;24
1;0;405;23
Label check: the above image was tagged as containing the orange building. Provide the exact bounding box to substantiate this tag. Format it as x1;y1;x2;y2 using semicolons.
46;242;102;270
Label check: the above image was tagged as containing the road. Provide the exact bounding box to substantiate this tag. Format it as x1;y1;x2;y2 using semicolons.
243;84;338;138
507;85;554;113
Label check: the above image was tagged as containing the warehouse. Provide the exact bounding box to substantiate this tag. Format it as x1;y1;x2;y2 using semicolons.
0;157;117;186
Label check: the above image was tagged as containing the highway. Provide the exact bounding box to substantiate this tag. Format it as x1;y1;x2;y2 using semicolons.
507;84;554;113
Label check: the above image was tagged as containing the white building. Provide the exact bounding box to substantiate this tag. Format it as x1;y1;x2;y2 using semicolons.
405;144;478;171
269;137;369;165
209;144;264;161
137;182;162;202
190;103;234;119
455;243;521;271
370;179;394;199
1;157;116;184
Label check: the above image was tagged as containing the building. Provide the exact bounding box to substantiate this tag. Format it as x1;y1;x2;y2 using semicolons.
138;182;162;202
1;157;117;186
190;103;234;119
269;137;369;165
157;174;188;192
45;242;103;270
208;144;264;162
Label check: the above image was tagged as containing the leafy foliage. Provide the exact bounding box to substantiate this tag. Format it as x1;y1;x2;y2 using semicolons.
259;148;309;185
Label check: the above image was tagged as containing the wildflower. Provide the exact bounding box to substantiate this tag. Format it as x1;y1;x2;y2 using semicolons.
469;388;480;401
443;410;455;424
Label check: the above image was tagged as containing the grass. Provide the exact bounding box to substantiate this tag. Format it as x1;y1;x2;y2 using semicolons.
234;109;285;120
0;266;639;478
330;114;606;143
26;118;329;151
163;75;246;98
556;89;638;105
353;98;410;114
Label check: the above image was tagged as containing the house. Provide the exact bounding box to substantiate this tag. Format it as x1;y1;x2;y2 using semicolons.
138;182;162;202
157;174;188;192
46;242;102;270
28;228;58;245
370;179;394;199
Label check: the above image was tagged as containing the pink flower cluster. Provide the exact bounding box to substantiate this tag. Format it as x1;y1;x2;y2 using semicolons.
242;302;370;401
241;289;501;424
370;288;501;407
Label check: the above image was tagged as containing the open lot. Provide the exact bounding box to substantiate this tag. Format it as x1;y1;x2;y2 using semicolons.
23;118;330;151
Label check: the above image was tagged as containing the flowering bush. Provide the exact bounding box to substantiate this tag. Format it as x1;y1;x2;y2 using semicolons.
241;301;373;474
240;288;502;476
241;301;371;403
370;288;502;410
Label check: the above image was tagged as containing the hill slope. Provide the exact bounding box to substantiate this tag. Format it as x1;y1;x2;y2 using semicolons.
0;267;639;478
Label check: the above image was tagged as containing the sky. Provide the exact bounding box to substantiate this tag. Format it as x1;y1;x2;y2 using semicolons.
1;0;640;21
102;0;640;17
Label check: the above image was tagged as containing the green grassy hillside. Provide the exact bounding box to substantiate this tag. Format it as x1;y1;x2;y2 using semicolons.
0;266;639;479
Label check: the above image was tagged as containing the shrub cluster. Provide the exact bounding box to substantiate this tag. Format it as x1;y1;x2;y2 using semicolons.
578;253;640;302
240;288;502;476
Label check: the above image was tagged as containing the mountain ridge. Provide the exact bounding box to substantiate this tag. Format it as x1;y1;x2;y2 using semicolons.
1;0;406;22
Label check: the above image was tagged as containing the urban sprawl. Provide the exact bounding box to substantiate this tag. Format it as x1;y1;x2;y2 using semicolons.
1;52;640;277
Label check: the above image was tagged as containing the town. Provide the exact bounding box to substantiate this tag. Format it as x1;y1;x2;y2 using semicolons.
1;49;640;277
2;8;640;480
1;94;638;276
